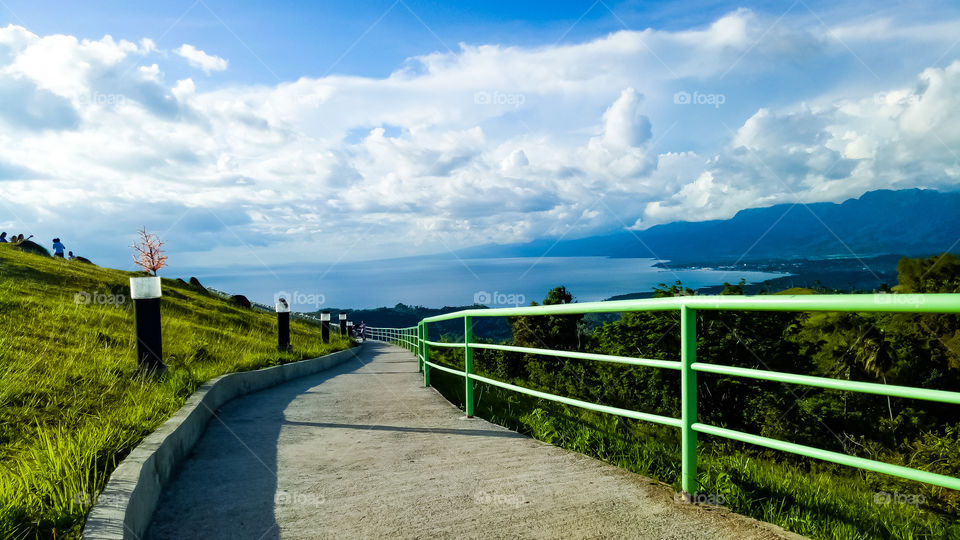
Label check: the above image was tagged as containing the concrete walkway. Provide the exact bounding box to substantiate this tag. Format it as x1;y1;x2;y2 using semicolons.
147;342;798;539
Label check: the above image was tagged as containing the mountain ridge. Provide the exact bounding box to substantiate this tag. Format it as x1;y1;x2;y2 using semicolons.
455;188;960;263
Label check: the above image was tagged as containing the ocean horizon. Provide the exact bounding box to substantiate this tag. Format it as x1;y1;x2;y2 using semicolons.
177;255;785;311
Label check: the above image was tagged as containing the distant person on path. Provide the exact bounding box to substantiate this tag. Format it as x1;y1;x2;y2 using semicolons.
52;238;66;258
0;232;6;243
359;321;367;342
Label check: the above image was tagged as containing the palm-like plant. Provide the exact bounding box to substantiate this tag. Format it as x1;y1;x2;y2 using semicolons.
856;326;897;421
824;314;896;420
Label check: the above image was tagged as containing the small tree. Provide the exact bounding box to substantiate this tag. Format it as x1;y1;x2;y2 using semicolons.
131;227;168;276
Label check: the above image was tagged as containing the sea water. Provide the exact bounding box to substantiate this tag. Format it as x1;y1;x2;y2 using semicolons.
179;256;784;310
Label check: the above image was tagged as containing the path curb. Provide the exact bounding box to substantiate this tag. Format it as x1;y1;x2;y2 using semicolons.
82;345;362;539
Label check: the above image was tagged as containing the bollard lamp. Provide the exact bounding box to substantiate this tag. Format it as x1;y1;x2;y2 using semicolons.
130;276;165;373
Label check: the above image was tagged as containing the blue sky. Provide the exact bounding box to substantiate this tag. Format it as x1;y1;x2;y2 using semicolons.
1;0;960;274
7;1;959;85
1;1;862;81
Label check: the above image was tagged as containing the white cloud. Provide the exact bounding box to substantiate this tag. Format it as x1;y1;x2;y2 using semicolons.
174;44;228;74
0;9;959;268
579;87;656;180
638;60;960;225
500;148;528;172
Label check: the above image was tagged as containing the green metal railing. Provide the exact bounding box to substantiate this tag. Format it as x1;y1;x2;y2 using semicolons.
367;293;960;496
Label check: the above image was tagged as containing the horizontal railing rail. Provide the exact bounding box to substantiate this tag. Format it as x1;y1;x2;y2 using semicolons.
366;293;960;497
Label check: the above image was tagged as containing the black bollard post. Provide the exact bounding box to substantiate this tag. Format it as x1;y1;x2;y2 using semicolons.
130;276;165;373
347;321;354;340
320;311;330;343
276;298;291;351
339;312;347;337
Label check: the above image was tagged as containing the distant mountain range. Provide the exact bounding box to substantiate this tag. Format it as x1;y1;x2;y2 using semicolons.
456;188;960;263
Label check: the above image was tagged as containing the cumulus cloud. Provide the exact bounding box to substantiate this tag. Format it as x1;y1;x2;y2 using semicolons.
174;44;228;73
0;73;79;130
579;87;656;180
637;61;960;225
0;9;959;268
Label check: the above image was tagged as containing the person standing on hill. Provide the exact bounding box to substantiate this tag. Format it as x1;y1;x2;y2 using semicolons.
0;232;7;243
52;238;66;258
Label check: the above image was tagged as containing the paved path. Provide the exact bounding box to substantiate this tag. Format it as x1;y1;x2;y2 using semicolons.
147;342;799;539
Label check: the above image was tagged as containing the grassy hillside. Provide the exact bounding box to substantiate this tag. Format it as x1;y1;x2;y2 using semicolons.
0;245;351;538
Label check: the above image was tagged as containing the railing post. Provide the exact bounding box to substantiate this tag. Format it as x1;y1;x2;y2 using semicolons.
423;322;431;387
464;316;474;418
680;305;698;499
416;323;422;371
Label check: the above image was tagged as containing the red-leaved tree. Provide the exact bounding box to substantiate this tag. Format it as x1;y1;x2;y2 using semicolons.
131;227;168;276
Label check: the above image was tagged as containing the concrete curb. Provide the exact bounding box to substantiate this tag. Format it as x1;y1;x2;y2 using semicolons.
82;345;362;539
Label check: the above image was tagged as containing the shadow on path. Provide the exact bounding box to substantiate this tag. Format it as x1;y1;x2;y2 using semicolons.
146;342;793;540
147;345;374;539
282;420;525;438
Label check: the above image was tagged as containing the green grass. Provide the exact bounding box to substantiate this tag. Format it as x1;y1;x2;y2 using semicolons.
426;364;960;540
0;245;351;538
775;287;817;295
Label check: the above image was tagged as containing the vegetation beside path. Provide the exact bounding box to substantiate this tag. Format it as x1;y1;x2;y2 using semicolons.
0;246;350;538
427;254;960;540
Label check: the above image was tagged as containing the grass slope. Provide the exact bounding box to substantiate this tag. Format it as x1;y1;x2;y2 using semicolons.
0;246;350;538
